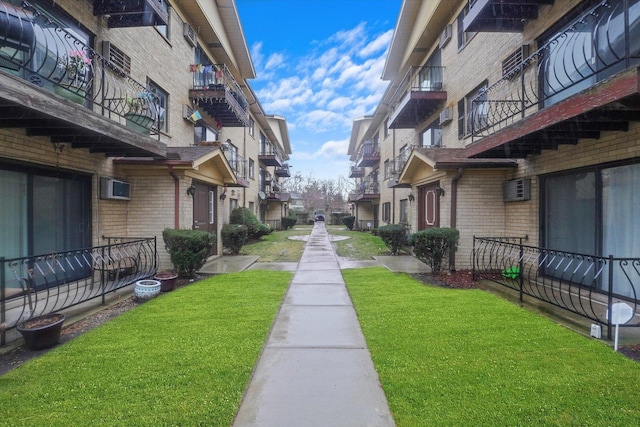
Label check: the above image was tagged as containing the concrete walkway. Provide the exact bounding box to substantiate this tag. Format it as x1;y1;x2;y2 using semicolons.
232;222;396;426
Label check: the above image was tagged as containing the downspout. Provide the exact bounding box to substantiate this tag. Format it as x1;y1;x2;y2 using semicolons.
168;166;180;229
449;168;465;271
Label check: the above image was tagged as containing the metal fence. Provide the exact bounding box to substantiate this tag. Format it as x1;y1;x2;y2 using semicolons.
1;237;157;346
472;236;640;339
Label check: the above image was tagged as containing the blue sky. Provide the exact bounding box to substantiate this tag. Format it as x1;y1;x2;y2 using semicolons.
235;0;400;181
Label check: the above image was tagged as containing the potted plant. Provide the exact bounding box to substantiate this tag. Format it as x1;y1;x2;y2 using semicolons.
154;270;178;292
124;92;157;133
54;50;91;104
16;313;66;351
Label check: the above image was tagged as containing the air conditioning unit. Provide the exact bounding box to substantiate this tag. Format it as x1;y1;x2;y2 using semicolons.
439;24;452;48
439;107;453;125
183;23;197;47
100;177;131;200
503;178;531;202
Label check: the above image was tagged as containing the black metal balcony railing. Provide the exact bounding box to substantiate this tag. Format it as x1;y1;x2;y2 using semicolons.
350;165;365;178
472;237;640;340
259;140;283;167
388;65;447;129
189;63;250;127
274;163;290;177
470;0;640;139
1;237;157;346
356;140;380;167
0;1;162;139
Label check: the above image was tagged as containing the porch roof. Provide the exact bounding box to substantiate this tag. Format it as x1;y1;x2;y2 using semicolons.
114;146;237;185
398;148;516;185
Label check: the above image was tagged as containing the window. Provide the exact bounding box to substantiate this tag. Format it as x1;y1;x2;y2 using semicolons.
249;201;255;214
421;120;442;147
542;161;640;295
384;159;390;180
384;118;389;138
155;1;170;39
226;142;238;172
194;124;217;145
382;202;391;223
249;117;255;137
0;164;91;279
147;81;167;132
249;158;255;179
458;82;488;138
456;5;476;50
229;198;238;216
419;49;442;90
400;199;408;224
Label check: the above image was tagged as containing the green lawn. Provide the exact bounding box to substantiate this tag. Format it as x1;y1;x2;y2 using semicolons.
0;270;291;427
326;226;391;259
240;226;311;262
343;267;640;426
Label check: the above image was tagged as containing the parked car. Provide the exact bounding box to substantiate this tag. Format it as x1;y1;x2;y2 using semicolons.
314;212;325;222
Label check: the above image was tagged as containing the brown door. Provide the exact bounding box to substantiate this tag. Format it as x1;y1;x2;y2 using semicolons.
193;182;217;254
417;182;440;230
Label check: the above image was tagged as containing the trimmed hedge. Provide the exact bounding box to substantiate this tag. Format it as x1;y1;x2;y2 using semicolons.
162;229;215;278
230;207;271;239
343;215;356;230
221;224;248;255
376;224;408;255
409;227;459;274
281;214;297;230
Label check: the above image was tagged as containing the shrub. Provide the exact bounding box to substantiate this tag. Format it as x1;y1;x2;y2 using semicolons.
342;215;356;230
281;214;298;230
376;224;408;255
409;227;459;274
162;229;215;278
221;224;248;255
230;207;272;239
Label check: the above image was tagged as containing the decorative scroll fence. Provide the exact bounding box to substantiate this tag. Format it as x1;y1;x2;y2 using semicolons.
470;0;640;139
1;1;162;136
472;237;640;339
1;237;157;346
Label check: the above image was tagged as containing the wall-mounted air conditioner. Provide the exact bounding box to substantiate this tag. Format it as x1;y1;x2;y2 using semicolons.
439;107;453;125
439;24;452;48
100;177;131;200
183;23;197;47
503;178;531;202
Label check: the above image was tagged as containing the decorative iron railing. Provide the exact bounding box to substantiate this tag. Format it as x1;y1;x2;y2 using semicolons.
472;236;640;339
1;237;157;346
190;62;248;110
389;65;445;108
470;0;640;139
0;1;162;137
260;140;284;162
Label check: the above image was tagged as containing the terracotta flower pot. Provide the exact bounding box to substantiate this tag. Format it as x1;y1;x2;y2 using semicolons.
17;313;65;351
154;272;178;292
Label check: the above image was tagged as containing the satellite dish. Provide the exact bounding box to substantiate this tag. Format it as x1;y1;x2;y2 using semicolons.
258;191;266;200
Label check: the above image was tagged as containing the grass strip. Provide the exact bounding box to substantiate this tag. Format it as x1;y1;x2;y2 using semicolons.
343;267;640;426
327;227;391;260
0;270;291;426
241;227;310;262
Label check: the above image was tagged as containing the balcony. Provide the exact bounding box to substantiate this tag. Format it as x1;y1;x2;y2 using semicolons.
387;150;412;188
467;0;640;159
464;0;553;33
189;64;250;128
388;66;447;129
259;140;283;167
351;177;380;202
226;153;249;187
0;2;166;157
356;141;380;168
93;0;169;28
274;163;291;178
349;165;365;178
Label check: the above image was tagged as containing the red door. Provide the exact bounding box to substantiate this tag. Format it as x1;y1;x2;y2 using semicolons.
417;182;440;230
193;182;217;255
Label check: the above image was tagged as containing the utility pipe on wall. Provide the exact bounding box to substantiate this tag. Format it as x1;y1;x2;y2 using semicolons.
449;168;465;271
168;166;180;229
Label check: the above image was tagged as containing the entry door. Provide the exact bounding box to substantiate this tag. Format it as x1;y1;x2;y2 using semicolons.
417;182;440;230
193;182;217;254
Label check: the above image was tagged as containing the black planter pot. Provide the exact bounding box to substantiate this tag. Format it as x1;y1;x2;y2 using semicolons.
17;313;65;351
154;272;178;292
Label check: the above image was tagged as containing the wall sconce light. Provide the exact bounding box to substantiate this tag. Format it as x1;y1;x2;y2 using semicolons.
219;193;227;201
186;183;196;197
231;189;236;196
436;183;445;197
408;193;415;202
